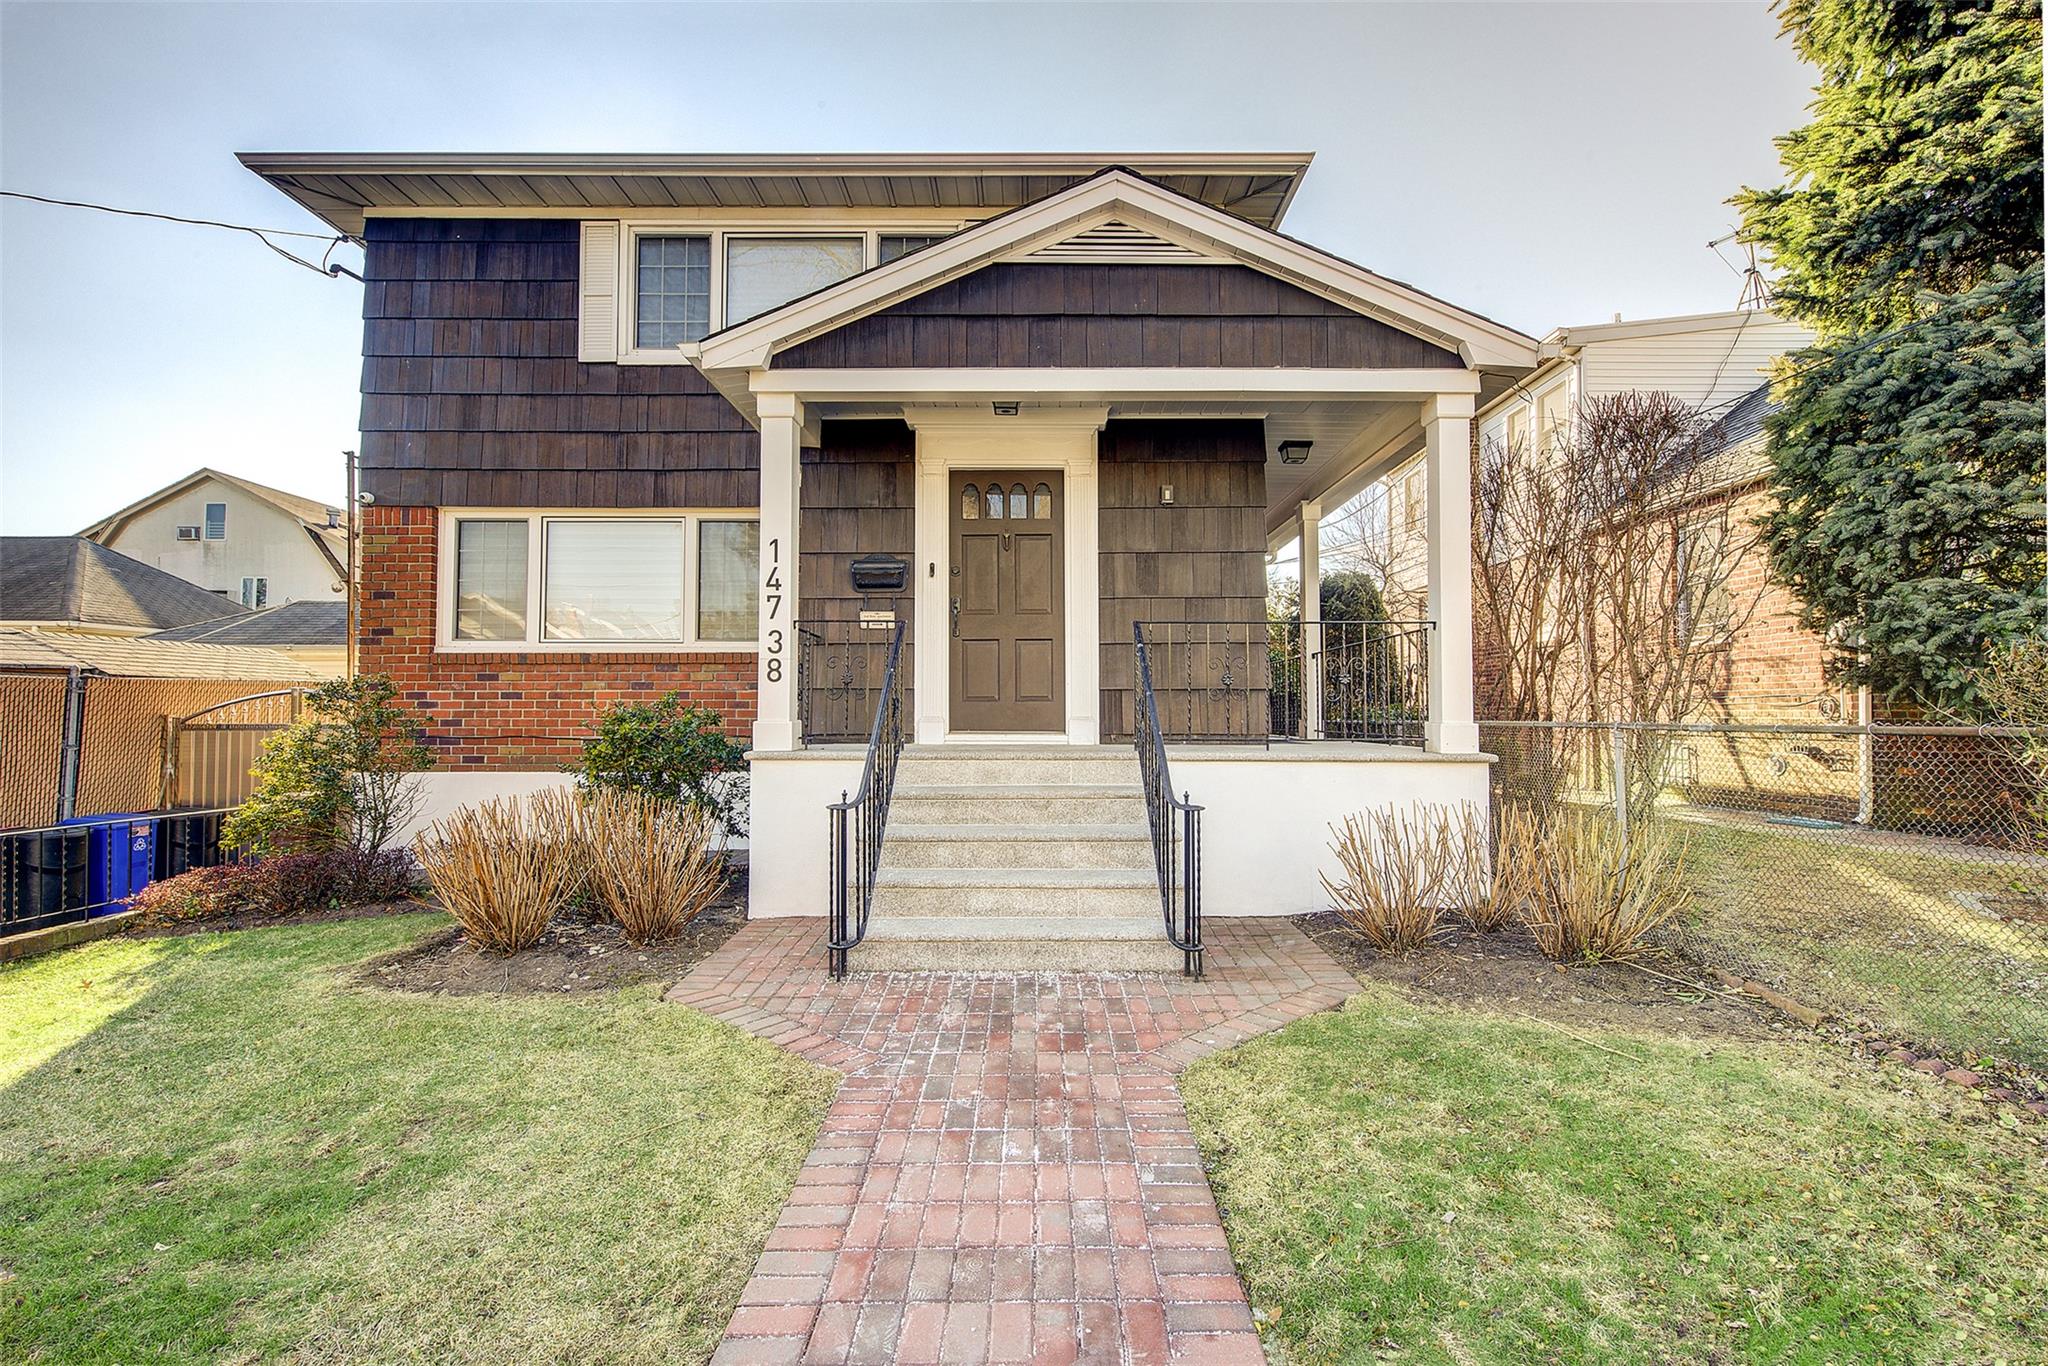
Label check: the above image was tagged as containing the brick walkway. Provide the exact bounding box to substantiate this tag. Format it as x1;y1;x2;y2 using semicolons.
667;918;1356;1365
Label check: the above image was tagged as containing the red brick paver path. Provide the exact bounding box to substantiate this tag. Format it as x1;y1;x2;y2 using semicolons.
668;918;1356;1365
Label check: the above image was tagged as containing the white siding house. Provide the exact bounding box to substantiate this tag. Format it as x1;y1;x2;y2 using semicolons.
80;469;347;609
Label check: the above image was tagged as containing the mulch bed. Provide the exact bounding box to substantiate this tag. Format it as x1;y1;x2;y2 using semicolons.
355;865;748;997
1295;911;1779;1042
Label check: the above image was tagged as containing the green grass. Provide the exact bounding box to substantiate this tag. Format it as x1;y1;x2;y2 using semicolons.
0;914;837;1365
1679;821;2048;1066
1183;986;2047;1366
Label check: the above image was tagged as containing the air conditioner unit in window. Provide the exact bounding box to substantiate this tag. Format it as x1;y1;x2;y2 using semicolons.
176;525;202;541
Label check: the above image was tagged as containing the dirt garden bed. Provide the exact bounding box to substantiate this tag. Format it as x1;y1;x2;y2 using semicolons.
357;860;748;997
1295;911;1779;1042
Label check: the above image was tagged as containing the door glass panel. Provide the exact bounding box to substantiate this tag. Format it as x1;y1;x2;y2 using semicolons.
1009;484;1028;519
985;486;1005;519
960;483;979;519
1033;482;1053;519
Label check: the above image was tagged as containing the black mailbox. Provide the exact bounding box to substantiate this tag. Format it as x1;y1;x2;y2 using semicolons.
849;553;909;595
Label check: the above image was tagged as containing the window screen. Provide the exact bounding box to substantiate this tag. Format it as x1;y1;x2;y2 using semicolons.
724;236;864;324
696;521;760;642
453;519;528;641
543;520;686;641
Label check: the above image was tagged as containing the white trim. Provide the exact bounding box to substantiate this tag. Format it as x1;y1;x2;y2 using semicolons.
693;170;1538;373
751;367;1482;402
610;218;973;366
433;506;762;655
901;407;1108;746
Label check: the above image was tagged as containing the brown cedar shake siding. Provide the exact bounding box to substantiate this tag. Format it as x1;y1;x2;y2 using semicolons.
358;219;759;508
1097;419;1269;740
773;264;1464;370
798;420;917;738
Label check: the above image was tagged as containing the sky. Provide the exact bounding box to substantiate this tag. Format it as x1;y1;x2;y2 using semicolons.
0;1;1814;536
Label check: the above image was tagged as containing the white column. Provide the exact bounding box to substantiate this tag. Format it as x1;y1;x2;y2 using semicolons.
753;392;804;751
1423;392;1478;753
1297;498;1321;740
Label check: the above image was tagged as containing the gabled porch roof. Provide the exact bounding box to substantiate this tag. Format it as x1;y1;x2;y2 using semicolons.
685;168;1537;544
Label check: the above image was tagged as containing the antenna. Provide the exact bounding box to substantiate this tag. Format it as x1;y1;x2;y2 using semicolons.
1707;230;1771;311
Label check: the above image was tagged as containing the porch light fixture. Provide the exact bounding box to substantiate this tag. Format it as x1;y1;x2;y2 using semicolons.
1278;440;1313;465
991;401;1020;416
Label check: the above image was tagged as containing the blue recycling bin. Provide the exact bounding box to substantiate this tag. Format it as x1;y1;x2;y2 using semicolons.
59;813;158;914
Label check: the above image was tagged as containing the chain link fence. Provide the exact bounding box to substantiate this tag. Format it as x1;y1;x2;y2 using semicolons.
1481;720;2048;1068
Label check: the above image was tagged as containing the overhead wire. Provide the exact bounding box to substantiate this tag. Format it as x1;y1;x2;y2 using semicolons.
0;189;363;281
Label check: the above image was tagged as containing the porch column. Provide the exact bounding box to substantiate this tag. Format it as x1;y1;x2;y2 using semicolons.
754;392;804;751
1296;498;1322;741
1422;393;1478;753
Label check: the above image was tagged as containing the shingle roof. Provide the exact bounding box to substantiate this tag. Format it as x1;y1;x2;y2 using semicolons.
1710;381;1779;452
0;628;323;679
0;537;250;630
147;599;345;646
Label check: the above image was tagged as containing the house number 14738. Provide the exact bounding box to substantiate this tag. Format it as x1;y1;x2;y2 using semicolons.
764;537;783;683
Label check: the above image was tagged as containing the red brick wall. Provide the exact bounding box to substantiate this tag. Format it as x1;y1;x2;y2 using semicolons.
359;505;757;770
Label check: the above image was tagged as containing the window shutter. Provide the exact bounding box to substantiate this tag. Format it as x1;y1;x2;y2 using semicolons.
579;221;621;363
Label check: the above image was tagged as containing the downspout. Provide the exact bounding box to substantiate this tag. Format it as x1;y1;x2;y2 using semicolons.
345;448;358;680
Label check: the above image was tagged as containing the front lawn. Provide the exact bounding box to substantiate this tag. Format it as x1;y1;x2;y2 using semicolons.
0;914;836;1365
1183;984;2047;1365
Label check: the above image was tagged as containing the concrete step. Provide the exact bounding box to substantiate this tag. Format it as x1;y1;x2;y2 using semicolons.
874;866;1160;918
881;823;1154;870
898;746;1139;787
851;914;1187;972
889;784;1147;826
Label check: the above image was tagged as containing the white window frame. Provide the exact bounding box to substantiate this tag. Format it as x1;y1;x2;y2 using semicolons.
614;219;970;365
436;507;763;653
203;503;227;540
240;576;268;609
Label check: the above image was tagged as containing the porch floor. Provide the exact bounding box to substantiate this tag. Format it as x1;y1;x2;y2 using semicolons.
668;917;1357;1365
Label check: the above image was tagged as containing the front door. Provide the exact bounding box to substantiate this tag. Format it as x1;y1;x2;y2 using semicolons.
949;471;1064;732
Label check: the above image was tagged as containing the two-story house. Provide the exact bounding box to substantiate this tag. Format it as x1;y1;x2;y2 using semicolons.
246;150;1542;973
81;468;348;610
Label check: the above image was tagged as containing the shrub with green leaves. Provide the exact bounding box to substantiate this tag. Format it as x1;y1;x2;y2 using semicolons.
223;675;435;857
575;695;749;836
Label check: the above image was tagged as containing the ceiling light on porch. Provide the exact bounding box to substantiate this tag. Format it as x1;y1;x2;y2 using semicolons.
1278;440;1313;465
992;401;1021;416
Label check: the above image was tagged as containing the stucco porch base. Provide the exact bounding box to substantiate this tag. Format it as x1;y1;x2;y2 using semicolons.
748;743;1492;921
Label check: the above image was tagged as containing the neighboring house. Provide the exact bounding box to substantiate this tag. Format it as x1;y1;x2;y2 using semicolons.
146;599;347;676
80;468;347;609
1369;308;1842;723
0;536;252;636
247;150;1541;964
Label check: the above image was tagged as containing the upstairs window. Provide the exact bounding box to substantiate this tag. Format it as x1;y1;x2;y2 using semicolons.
204;503;227;540
879;234;947;264
240;577;268;609
724;236;864;324
635;235;712;348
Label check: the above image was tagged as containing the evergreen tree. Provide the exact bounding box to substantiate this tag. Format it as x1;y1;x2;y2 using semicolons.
1734;0;2044;708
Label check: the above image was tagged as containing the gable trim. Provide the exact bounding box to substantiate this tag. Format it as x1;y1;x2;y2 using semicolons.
689;170;1537;374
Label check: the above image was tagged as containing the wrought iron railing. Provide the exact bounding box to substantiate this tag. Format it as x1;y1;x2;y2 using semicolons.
1133;619;1432;746
1132;623;1203;977
798;624;908;745
826;620;907;978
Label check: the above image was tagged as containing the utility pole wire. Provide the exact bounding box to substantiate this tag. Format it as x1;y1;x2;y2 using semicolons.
1;189;364;281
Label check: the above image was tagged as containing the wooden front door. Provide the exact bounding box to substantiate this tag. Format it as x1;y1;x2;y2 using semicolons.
949;471;1064;732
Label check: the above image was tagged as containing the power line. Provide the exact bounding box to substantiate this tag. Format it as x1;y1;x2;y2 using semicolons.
1;189;363;281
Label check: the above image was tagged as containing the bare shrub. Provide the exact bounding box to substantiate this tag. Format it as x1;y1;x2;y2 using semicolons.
1522;809;1690;962
1321;808;1454;953
412;795;575;953
1456;802;1544;932
577;788;728;945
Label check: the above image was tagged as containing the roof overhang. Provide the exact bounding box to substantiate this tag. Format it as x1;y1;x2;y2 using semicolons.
688;169;1538;398
237;151;1315;238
